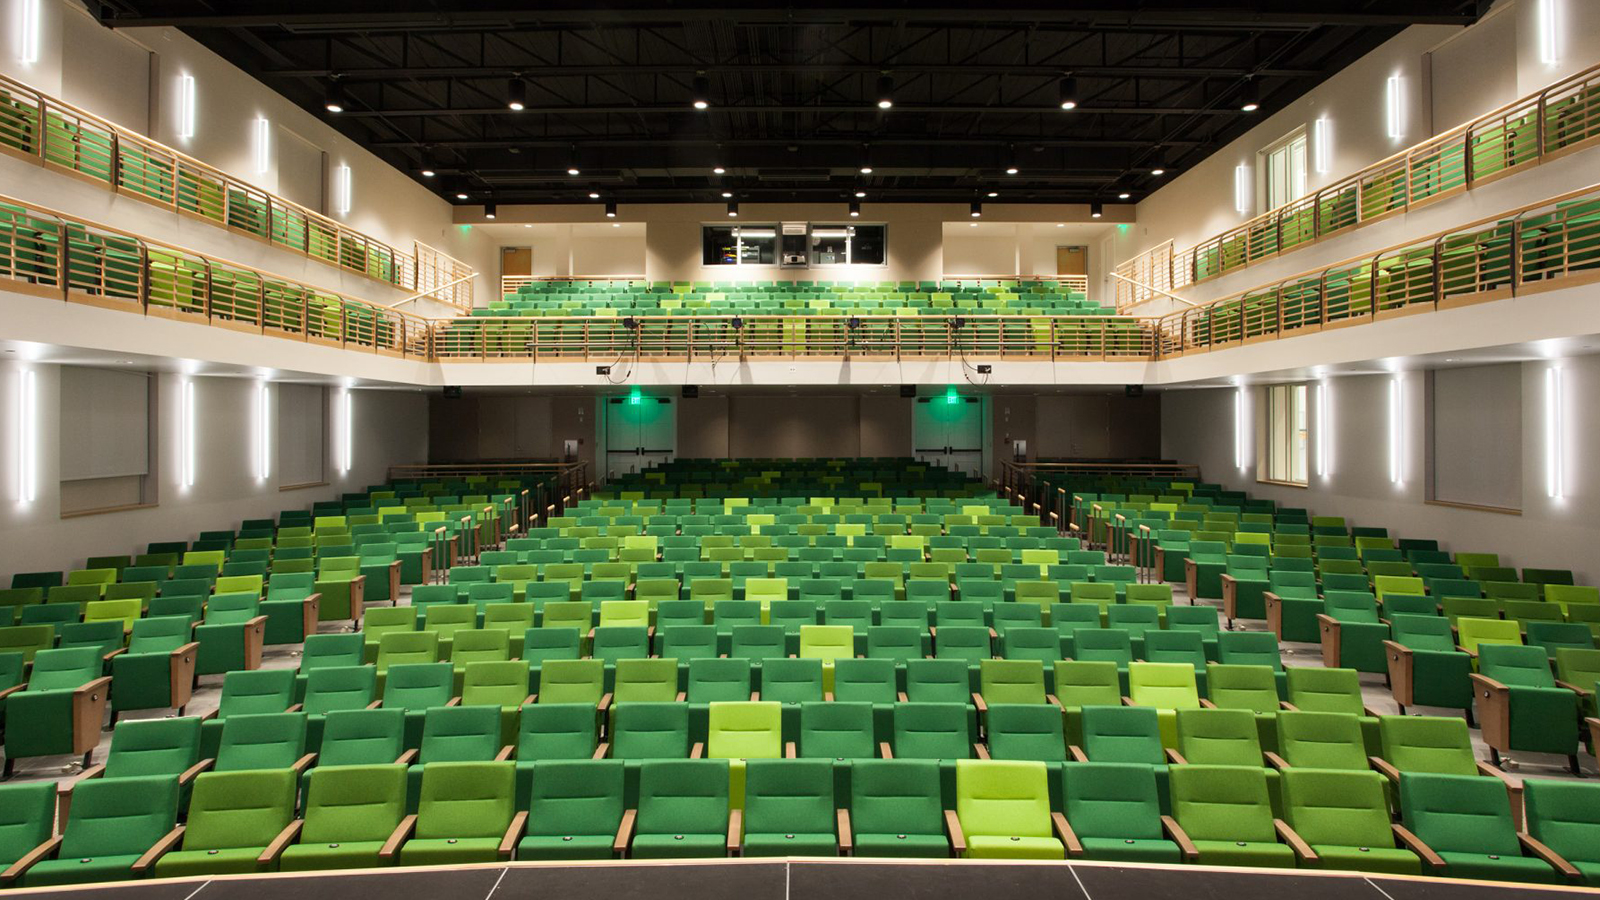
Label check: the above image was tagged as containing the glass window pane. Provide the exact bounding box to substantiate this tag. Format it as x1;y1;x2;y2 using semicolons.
736;226;776;265
703;226;737;266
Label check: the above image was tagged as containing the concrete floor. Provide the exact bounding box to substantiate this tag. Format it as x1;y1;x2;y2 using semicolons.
5;580;1594;786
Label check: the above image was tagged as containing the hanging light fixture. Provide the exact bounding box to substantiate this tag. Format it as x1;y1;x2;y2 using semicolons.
876;74;894;109
507;78;527;111
605;201;618;218
1058;76;1079;110
692;74;711;110
324;79;347;113
969;201;982;218
1239;76;1260;112
726;201;739;217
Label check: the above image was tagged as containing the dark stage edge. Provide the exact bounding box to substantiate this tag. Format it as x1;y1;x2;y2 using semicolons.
7;859;1598;900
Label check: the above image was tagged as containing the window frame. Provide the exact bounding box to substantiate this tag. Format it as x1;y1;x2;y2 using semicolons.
1259;127;1309;214
701;223;779;267
1260;382;1309;487
808;223;889;268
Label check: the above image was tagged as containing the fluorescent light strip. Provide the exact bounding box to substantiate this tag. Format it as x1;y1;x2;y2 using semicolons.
334;165;353;215
1388;377;1402;484
17;369;36;503
177;74;196;139
254;117;271;174
1234;388;1246;470
1546;367;1563;498
1313;117;1331;174
19;0;40;65
1385;75;1402;140
257;382;271;481
1539;0;1559;66
1233;164;1249;214
1316;381;1330;477
341;389;353;473
182;380;196;487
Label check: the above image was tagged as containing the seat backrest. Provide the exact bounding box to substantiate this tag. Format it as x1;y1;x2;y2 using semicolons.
1284;666;1363;715
1127;661;1200;711
903;659;971;703
1275;710;1367;769
1062;761;1164;840
462;659;534;708
1478;643;1558;688
103;717;203;779
831;658;897;704
216;712;308;771
318;709;405;767
23;647;102;691
415;761;515;840
538;659;606;704
1081;705;1162;763
1175;707;1263;766
381;662;454;710
1399;772;1522;857
1524;779;1600;867
984;703;1067;763
1169;764;1276;842
518;702;599;760
849;759;943;838
611;702;691;759
636;759;731;838
892;702;972;759
1377;715;1475;776
183;769;296;851
303;664;379;716
979;658;1046;705
706;701;782;759
420;704;502;762
955;759;1051;839
1281;768;1395;850
302;764;406;844
744;759;835;835
217;668;295;717
526;759;625;838
1052;660;1121;708
0;782;59;866
798;701;874;759
797;625;854;663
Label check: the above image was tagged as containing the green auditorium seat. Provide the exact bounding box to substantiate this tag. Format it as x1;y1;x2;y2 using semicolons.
846;759;950;858
1169;764;1296;869
1397;772;1561;883
1522;779;1600;886
153;769;299;876
1279;768;1420;875
10;774;181;887
952;760;1065;859
517;759;626;860
629;759;732;859
280;765;410;872
398;761;520;866
738;759;838;857
55;717;206;829
1472;644;1582;773
0;782;55;884
3;647;111;777
1061;762;1183;863
108;616;199;721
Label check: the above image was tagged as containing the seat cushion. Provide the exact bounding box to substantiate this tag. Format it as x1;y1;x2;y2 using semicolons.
1310;844;1420;876
631;833;727;859
154;847;267;877
743;832;837;857
22;855;140;887
1440;851;1561;884
398;837;502;867
278;840;389;872
516;835;614;861
854;833;950;858
1080;837;1182;864
1193;839;1296;869
964;835;1065;860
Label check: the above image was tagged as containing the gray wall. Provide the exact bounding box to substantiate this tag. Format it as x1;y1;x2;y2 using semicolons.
1161;358;1600;582
677;395;914;459
991;392;1163;466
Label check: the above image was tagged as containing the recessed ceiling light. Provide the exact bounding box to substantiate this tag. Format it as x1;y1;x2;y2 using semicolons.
1118;191;1131;199
986;191;998;198
721;191;733;198
454;192;469;200
712;166;726;174
588;191;601;199
854;190;866;198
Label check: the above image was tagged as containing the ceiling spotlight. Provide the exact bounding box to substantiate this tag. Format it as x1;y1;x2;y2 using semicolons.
721;190;734;199
566;165;581;176
986;191;998;198
876;74;894;109
507;78;526;111
455;192;469;200
1005;164;1019;176
566;146;581;176
854;190;866;198
420;167;436;178
859;145;873;175
1090;201;1103;219
969;201;982;218
483;202;497;219
588;190;601;199
727;201;739;217
1239;76;1260;112
1058;76;1079;110
604;201;617;218
1150;150;1168;176
323;80;347;113
712;165;726;174
849;201;861;217
1118;191;1131;199
692;75;711;110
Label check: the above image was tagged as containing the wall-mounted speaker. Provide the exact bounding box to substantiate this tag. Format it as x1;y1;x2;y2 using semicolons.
442;386;463;399
682;385;700;399
900;385;917;398
1125;384;1144;398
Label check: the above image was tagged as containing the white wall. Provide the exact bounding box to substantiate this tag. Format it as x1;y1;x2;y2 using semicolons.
1116;0;1600;269
0;360;427;575
1161;355;1600;582
0;0;497;303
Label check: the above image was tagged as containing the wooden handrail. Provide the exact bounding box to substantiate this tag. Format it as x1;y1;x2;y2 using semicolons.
1116;59;1600;304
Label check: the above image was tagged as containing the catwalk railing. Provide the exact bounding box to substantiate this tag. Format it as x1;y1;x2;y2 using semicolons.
5;184;1599;363
0;71;474;309
1113;61;1600;309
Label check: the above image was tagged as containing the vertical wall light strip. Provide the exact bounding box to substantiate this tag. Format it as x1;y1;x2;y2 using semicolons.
1315;381;1330;477
177;74;197;139
16;369;36;503
1388;377;1403;484
1385;75;1403;140
1546;367;1563;498
253;117;271;174
1313;117;1331;174
182;380;196;488
256;382;271;481
340;389;353;473
1233;165;1249;214
334;165;353;215
19;0;40;65
1234;388;1246;470
1539;0;1559;66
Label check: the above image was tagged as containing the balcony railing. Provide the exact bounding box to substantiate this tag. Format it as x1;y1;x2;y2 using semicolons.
500;273;1089;298
0;72;473;309
1113;61;1600;308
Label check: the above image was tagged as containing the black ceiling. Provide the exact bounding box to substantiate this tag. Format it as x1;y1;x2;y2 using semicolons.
87;1;1484;207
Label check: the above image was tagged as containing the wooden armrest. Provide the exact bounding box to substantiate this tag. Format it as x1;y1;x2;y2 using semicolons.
1;836;61;885
1392;823;1445;868
1471;673;1509;693
943;810;966;855
879;741;894;759
897;692;909;702
974;743;991;760
395;748;419;765
290;753;317;775
445;696;462;707
377;810;419;858
1161;816;1199;861
1554;680;1590;696
598;692;613;712
1519;833;1582;881
785;741;797;759
592;743;610;759
365;699;384;710
102;648;125;663
1362;705;1383;719
1477;759;1522;790
1220;574;1236;586
749;691;761;701
199;707;219;721
1120;695;1135;706
613;809;636;855
1164;748;1188;765
690;742;704;759
1046;694;1062;708
727;809;742;856
1068;745;1088;763
286;703;304;713
1198;698;1217;709
258;819;303;865
971;693;987;713
1274;818;1315;863
131;826;184;874
499;811;528;859
677;691;688;702
1370;756;1401;783
62;764;107;796
494;744;515;761
1052;812;1082;856
177;758;214;786
837;808;853;855
0;684;23;703
1263;751;1290;770
521;694;537;707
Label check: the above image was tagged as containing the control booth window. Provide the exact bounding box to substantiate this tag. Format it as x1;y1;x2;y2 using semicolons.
702;224;777;266
810;224;887;266
1263;383;1308;485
